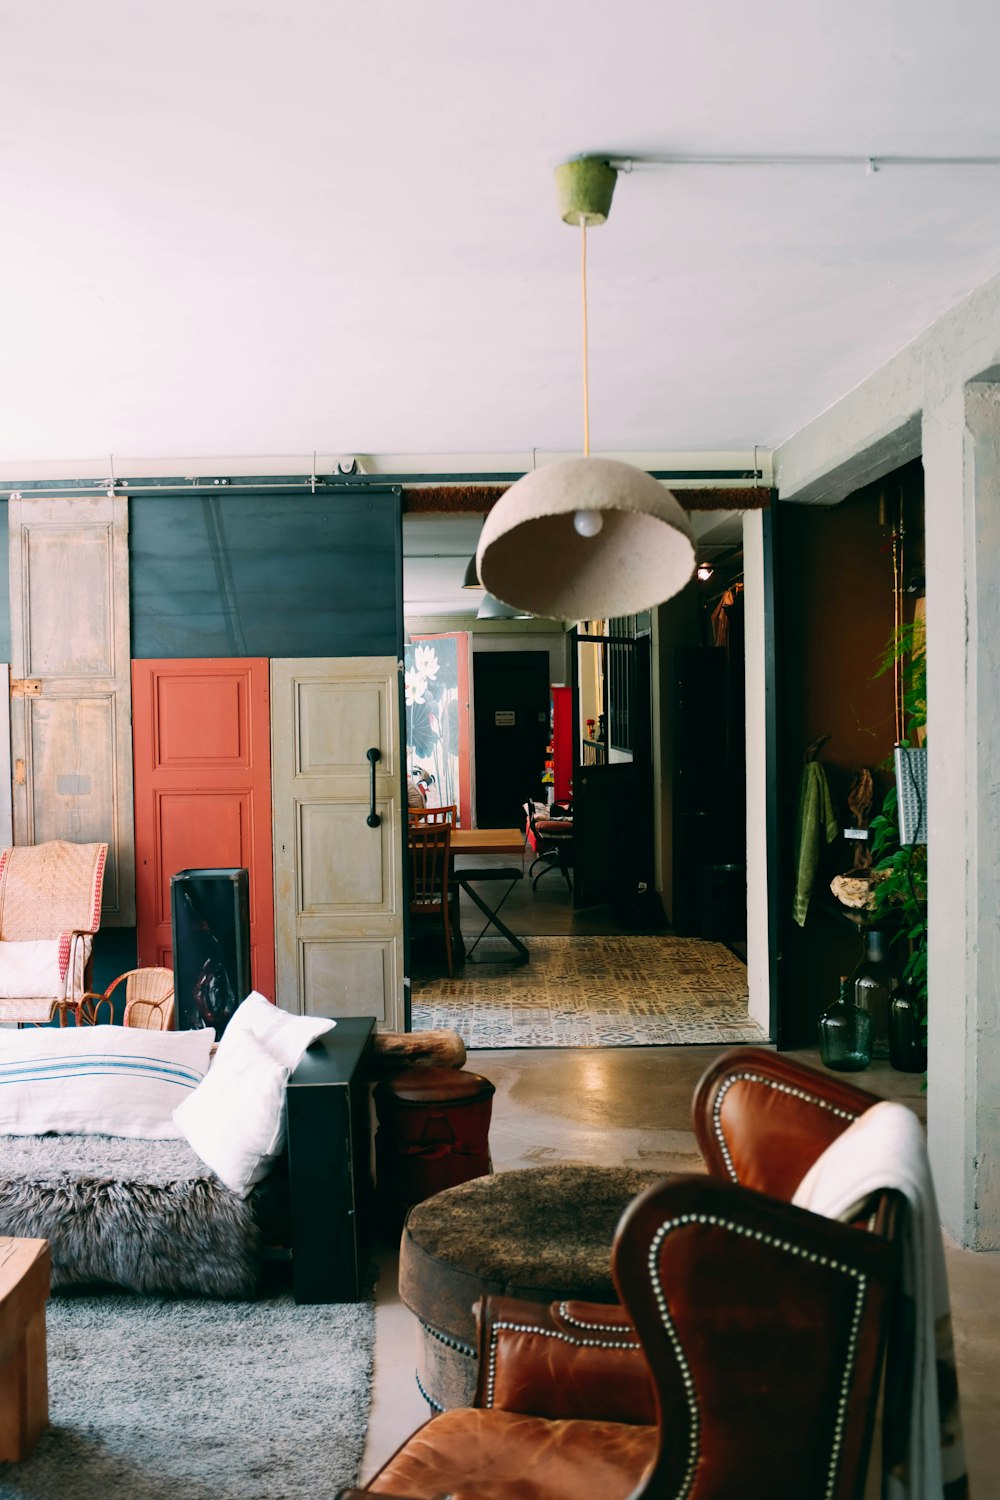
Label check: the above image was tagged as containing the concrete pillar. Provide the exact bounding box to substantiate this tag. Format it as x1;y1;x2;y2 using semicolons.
923;382;1000;1249
743;510;771;1032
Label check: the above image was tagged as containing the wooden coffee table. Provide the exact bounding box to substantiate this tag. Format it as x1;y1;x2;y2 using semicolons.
0;1237;50;1461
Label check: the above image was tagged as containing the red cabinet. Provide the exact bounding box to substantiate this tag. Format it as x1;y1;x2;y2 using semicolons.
550;686;573;805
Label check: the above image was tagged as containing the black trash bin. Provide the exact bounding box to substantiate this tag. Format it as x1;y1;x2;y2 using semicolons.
170;867;251;1036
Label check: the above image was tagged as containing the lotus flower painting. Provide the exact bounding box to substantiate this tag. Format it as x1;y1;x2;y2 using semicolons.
404;633;471;825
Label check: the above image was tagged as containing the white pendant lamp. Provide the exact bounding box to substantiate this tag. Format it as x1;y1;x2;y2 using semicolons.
476;158;695;622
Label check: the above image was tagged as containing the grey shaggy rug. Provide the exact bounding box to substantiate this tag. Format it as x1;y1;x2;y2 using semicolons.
0;1292;374;1499
0;1135;258;1296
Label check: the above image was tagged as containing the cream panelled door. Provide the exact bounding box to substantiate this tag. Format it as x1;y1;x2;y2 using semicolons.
8;495;135;924
271;657;404;1027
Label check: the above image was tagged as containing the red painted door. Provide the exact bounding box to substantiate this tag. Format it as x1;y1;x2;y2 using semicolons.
132;659;276;999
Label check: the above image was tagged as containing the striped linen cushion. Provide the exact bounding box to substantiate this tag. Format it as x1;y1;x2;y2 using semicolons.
0;1025;216;1139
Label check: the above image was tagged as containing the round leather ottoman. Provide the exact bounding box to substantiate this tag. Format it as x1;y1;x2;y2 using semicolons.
398;1165;661;1409
374;1066;495;1233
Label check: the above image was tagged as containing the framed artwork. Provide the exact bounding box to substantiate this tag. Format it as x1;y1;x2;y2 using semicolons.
404;632;472;827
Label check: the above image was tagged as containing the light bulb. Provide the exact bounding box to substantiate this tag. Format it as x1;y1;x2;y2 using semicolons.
573;509;604;538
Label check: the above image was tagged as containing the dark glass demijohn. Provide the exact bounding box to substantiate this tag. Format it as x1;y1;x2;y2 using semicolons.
889;986;928;1073
850;926;902;1060
818;975;873;1072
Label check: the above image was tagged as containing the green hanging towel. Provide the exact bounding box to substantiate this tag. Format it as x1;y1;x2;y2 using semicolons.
792;762;839;926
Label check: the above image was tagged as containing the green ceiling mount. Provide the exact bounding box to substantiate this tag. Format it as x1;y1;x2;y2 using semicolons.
554;158;618;227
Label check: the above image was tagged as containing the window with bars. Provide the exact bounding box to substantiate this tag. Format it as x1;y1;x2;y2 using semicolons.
608;615;637;755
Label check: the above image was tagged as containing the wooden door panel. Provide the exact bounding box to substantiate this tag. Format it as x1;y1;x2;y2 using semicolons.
300;939;396;1022
155;676;248;765
296;682;391;776
272;657;403;1026
9;496;135;924
133;659;275;1000
26;692;128;927
156;792;251;917
299;801;395;912
24;527;114;675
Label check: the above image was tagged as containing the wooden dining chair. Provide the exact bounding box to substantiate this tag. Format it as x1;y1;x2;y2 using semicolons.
408;804;457;828
408;822;454;976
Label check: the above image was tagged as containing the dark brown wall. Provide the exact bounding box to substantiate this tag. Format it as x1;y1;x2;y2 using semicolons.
655;581;703;923
777;460;924;1045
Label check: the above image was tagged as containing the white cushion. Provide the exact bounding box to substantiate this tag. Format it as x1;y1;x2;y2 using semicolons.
216;990;335;1073
0;1024;215;1139
173;1027;289;1197
0;938;90;999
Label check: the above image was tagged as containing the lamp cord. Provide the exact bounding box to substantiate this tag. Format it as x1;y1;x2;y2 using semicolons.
581;220;590;457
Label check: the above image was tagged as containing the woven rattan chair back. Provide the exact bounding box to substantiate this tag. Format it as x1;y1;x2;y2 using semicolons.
0;841;107;942
77;967;175;1029
123;967;176;1029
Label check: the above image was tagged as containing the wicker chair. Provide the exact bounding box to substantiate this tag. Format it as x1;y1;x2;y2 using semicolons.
0;841;108;1025
77;967;175;1030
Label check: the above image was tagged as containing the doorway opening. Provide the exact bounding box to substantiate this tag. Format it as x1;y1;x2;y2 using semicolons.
402;506;761;1047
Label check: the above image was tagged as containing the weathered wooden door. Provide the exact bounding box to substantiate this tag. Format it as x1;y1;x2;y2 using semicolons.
271;657;404;1028
132;658;276;996
8;495;135;923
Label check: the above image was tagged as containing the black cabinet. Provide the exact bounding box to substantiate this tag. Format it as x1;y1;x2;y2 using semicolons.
285;1016;376;1303
170;867;251;1036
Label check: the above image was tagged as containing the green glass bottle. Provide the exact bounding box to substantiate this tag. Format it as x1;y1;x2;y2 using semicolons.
818;975;873;1072
889;987;928;1073
851;927;902;1060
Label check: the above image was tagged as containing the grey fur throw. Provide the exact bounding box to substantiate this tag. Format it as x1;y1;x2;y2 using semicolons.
0;1134;259;1297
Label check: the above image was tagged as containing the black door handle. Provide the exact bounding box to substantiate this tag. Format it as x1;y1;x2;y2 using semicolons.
366;747;381;827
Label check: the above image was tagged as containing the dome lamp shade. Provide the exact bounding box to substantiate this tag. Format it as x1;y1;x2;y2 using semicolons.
475;457;695;622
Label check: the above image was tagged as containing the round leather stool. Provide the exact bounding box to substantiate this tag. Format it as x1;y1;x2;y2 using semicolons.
398;1165;661;1409
374;1066;495;1232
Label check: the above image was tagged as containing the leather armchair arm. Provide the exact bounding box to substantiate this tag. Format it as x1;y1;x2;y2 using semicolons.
473;1294;656;1423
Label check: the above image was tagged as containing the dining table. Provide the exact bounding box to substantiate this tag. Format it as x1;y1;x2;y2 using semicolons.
450;827;525;858
448;827;528;963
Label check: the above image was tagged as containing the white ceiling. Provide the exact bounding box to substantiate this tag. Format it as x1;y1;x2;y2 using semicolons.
403;514;484;618
5;2;1000;467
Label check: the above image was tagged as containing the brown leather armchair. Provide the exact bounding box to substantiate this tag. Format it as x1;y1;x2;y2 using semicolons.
344;1049;902;1500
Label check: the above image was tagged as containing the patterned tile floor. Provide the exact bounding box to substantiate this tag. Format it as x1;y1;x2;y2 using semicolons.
411;934;767;1048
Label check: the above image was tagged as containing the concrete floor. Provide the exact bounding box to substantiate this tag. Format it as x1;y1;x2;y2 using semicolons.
360;1044;999;1493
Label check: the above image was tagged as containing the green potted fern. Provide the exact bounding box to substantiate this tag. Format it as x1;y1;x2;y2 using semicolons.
867;620;928;1071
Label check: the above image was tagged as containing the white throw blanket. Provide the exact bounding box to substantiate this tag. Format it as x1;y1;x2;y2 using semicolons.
792;1100;967;1500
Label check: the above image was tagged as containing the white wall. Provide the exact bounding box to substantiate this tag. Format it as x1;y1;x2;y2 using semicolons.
405;614;568;694
774;266;1000;1249
470;628;570;703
